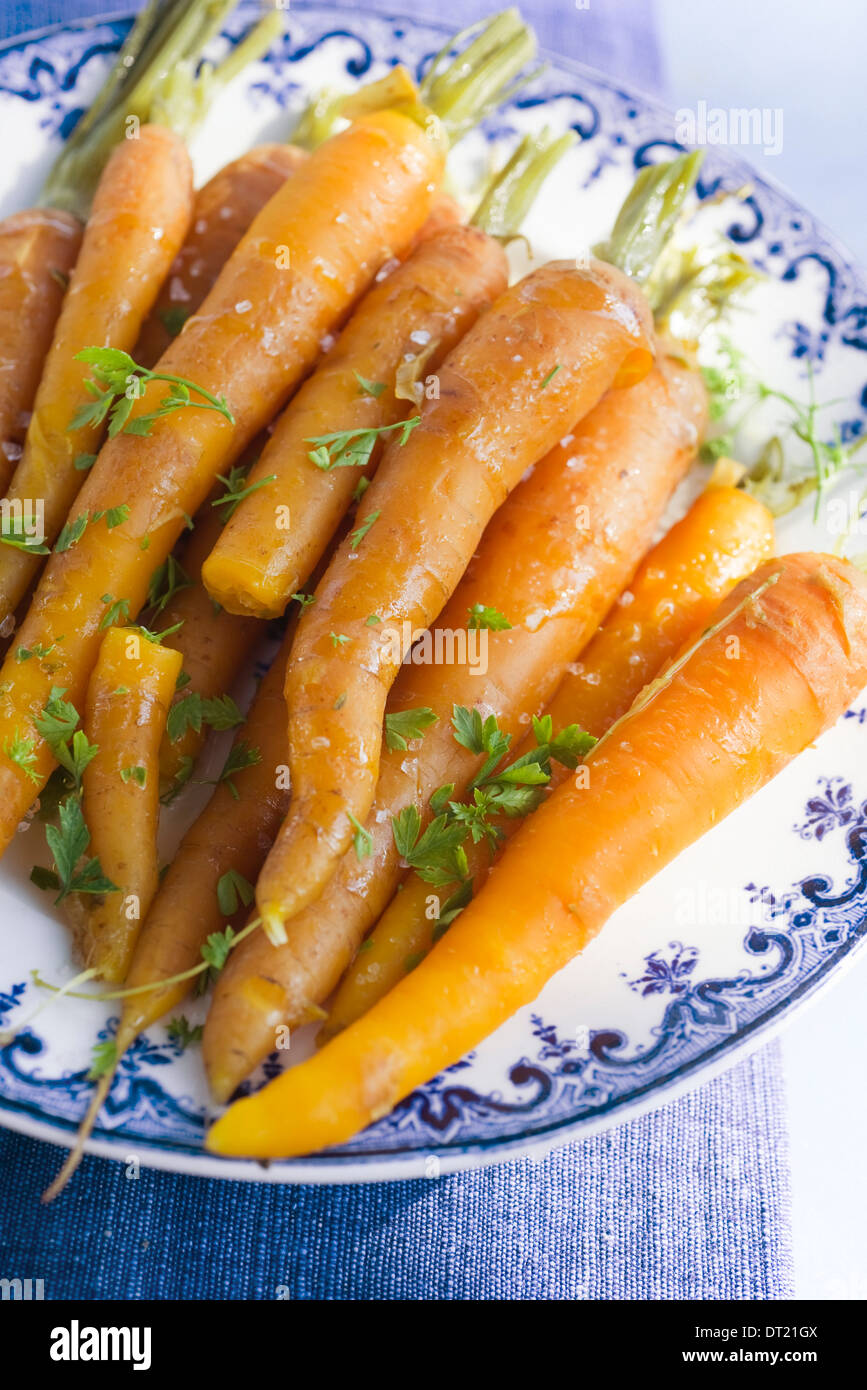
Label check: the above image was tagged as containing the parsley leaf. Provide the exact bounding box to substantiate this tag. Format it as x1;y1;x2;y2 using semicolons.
217;740;261;799
88;1039;118;1081
212;470;276;522
120;765;147;787
348;811;373;860
54;729;99;791
201;925;237;973
54;513;89;552
2;729;40;784
390;808;468;886
306;416;419;471
353;370;387;398
167;1015;203;1050
467;603;511;631
159;306;190;338
72;347;234;440
45;795;118;903
166;691;244;743
35;687;79;754
99;593;131;630
146;555;191;615
384;706;438;751
349;509;380;549
0;514;50;554
216;868;255;916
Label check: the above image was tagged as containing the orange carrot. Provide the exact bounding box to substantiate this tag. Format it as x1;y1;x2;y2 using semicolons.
153;500;262;786
0;107;446;854
0;210;82;493
41;628;293;1204
0;126;193;625
202;354;698;1101
324;484;775;1035
544;484;776;736
201;223;509;618
207;552;867;1157
257;258;656;935
62;627;181;983
122;644;291;1038
199;128;577;622
135;143;307;368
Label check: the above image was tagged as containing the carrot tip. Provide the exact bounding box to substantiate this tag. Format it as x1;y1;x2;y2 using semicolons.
261;909;288;948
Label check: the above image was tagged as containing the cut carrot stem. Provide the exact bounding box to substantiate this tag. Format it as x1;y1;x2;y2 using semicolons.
202;353;700;1101
324;484;775;1037
206;553;867;1158
63;627;182;984
291;67;419;151
256;257;655;936
39;0;240;219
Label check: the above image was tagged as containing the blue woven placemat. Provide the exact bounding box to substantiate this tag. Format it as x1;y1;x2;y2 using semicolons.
0;0;793;1301
0;1041;793;1299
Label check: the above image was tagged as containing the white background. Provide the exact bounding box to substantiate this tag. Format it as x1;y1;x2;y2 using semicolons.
657;0;867;1300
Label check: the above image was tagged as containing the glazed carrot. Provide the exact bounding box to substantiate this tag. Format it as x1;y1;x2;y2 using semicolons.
124;647;290;1026
135;143;307;368
257;257;656;934
202;131;573;620
41;621;294;1203
202;354;700;1100
201;231;508;618
0;2;287;509
544;485;776;734
0;211;82;493
154;500;262;786
0;14;537;854
0;110;444;850
207;552;867;1157
325;484;775;1035
61;627;181;983
0;0;220;497
0;125;194;626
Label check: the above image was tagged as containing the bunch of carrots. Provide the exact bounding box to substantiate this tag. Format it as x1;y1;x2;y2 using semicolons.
0;3;864;1194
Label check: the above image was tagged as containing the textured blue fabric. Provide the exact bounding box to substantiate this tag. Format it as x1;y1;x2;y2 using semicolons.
0;0;793;1302
0;1041;793;1299
0;0;666;94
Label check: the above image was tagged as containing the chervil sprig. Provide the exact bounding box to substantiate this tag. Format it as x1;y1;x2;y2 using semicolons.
70;347;233;439
467;603;512;631
44;795;118;904
384;706;439;751
146;555;191;615
306;415;419;471
212;468;277;522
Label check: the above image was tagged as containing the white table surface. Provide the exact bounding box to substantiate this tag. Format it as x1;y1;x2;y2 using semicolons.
656;0;867;1300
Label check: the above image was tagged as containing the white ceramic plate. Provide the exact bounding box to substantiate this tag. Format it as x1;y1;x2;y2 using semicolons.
1;3;865;1182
